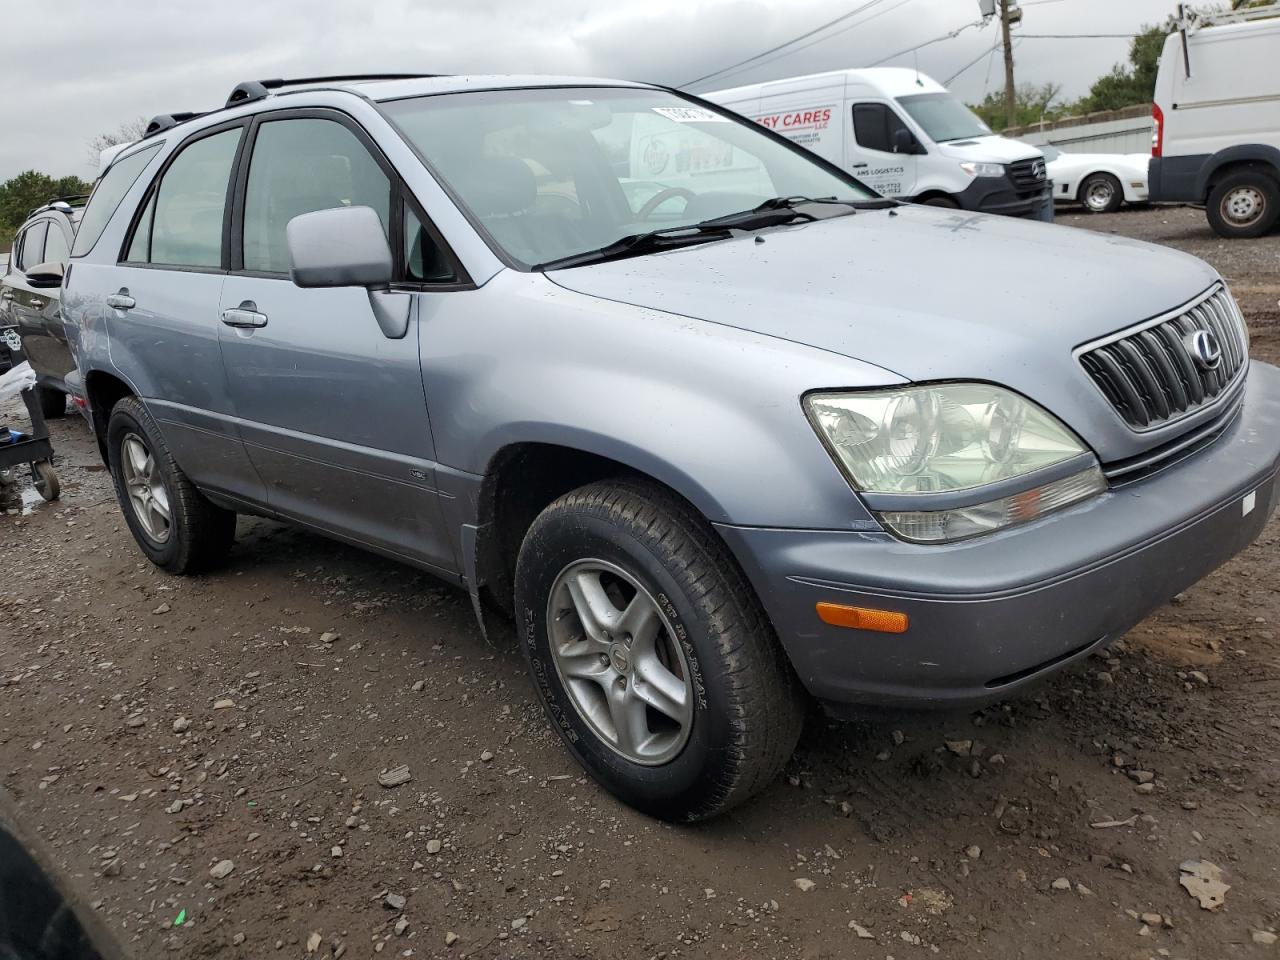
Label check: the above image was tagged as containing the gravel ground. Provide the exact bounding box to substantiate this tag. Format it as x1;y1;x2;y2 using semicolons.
1;205;1279;960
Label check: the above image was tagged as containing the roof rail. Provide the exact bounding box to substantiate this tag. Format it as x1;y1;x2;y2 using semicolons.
225;74;443;108
27;194;92;219
143;112;206;139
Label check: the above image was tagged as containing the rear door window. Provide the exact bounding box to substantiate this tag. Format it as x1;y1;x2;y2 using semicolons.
72;143;162;257
140;128;242;269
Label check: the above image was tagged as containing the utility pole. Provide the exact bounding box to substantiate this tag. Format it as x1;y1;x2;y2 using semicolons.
1000;0;1017;128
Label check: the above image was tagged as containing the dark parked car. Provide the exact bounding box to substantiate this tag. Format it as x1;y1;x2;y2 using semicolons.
1;198;85;416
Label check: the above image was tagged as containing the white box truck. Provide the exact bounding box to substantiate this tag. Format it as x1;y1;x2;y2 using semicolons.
704;68;1053;220
1149;7;1280;237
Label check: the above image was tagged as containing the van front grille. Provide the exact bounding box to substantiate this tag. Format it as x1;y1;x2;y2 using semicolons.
1078;285;1248;429
1009;157;1047;191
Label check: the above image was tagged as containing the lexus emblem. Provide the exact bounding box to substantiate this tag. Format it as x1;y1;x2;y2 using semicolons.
1185;329;1223;370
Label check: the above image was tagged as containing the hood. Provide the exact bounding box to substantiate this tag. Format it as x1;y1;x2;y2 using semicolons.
934;135;1042;163
546;206;1221;461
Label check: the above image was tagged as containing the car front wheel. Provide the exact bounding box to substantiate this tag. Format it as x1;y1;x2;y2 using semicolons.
515;480;804;821
1079;172;1122;213
107;396;236;573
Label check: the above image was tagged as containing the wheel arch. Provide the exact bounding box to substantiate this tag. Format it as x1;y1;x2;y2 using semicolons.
1194;145;1280;200
83;368;137;463
471;440;734;619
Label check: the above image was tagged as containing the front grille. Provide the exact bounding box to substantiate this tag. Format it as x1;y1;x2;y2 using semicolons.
1009;157;1047;191
1078;286;1248;429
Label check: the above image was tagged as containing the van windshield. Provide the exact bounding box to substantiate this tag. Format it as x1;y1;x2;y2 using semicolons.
897;92;992;143
380;87;875;269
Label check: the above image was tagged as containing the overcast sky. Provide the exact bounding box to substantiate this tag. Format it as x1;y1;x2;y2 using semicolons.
1;0;1179;182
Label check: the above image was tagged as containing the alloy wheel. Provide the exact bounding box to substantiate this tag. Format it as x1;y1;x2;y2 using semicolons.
120;433;172;543
1085;179;1115;212
546;559;694;765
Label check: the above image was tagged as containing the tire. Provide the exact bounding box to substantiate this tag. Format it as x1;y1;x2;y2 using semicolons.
1206;170;1280;239
31;460;59;502
1078;172;1123;214
920;196;960;209
514;479;805;821
106;396;236;573
37;386;66;419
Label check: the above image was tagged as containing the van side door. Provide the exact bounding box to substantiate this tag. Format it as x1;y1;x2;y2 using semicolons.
847;102;920;198
216;109;460;576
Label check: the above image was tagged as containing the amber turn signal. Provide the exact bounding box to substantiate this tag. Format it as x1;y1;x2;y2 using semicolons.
815;602;908;634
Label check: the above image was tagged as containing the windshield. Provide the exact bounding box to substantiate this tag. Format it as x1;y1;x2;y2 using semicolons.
897;92;992;144
380;87;874;268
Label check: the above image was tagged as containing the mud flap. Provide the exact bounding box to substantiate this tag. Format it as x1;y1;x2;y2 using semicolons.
460;522;493;645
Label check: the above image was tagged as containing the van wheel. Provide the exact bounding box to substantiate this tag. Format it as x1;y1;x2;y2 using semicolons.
1207;170;1280;238
514;479;805;821
1079;173;1122;213
106;396;236;574
37;387;67;418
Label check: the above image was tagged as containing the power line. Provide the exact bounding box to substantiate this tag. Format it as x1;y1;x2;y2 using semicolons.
944;36;1004;85
690;0;916;88
679;0;892;88
870;17;988;67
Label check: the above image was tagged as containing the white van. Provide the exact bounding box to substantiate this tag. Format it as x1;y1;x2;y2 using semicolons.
1149;8;1280;238
705;68;1053;220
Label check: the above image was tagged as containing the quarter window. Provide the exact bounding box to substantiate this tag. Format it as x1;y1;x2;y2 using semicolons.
73;143;161;258
404;204;454;283
242;118;390;274
852;103;912;154
141;128;242;269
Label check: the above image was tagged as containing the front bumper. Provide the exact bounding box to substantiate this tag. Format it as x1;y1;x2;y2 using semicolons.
955;174;1054;220
718;361;1280;708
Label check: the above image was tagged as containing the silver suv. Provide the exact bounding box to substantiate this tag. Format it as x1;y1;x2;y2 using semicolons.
63;75;1280;820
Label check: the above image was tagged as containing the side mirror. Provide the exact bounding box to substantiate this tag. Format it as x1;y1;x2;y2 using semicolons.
25;261;65;290
892;129;920;155
286;206;393;289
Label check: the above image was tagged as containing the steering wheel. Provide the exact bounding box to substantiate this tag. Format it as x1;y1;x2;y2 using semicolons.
636;187;696;221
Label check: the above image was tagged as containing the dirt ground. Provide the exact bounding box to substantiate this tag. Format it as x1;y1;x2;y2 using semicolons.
1;205;1278;960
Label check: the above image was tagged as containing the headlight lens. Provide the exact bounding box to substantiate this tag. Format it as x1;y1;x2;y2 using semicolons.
960;161;1005;178
806;384;1106;542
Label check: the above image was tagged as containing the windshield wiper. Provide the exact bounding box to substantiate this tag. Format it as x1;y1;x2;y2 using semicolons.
534;225;733;271
534;197;864;271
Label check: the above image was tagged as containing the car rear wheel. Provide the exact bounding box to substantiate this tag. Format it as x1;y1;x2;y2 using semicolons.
36;386;66;419
1079;172;1122;214
1206;170;1280;239
106;396;236;574
514;479;805;821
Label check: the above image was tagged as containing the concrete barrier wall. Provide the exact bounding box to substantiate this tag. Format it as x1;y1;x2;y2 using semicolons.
1005;105;1153;155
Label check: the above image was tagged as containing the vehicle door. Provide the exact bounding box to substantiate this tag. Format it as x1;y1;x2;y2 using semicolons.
21;217;76;389
4;220;48;360
217;109;458;574
847;102;919;198
108;122;266;503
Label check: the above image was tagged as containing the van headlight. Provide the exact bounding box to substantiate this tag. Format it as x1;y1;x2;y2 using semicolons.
805;384;1106;542
960;161;1005;178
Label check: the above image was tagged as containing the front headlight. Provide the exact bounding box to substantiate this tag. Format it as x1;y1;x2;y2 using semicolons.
805;384;1106;542
960;161;1005;178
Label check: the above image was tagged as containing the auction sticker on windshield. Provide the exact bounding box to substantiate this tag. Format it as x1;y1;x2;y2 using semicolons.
652;106;727;123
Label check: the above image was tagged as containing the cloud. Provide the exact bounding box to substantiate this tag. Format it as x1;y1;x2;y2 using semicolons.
1;0;1178;180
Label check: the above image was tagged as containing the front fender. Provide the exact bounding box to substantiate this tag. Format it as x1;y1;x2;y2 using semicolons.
420;272;903;530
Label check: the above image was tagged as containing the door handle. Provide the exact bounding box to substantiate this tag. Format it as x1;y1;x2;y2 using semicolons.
220;301;268;329
106;291;135;310
852;162;869;169
29;297;42;307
